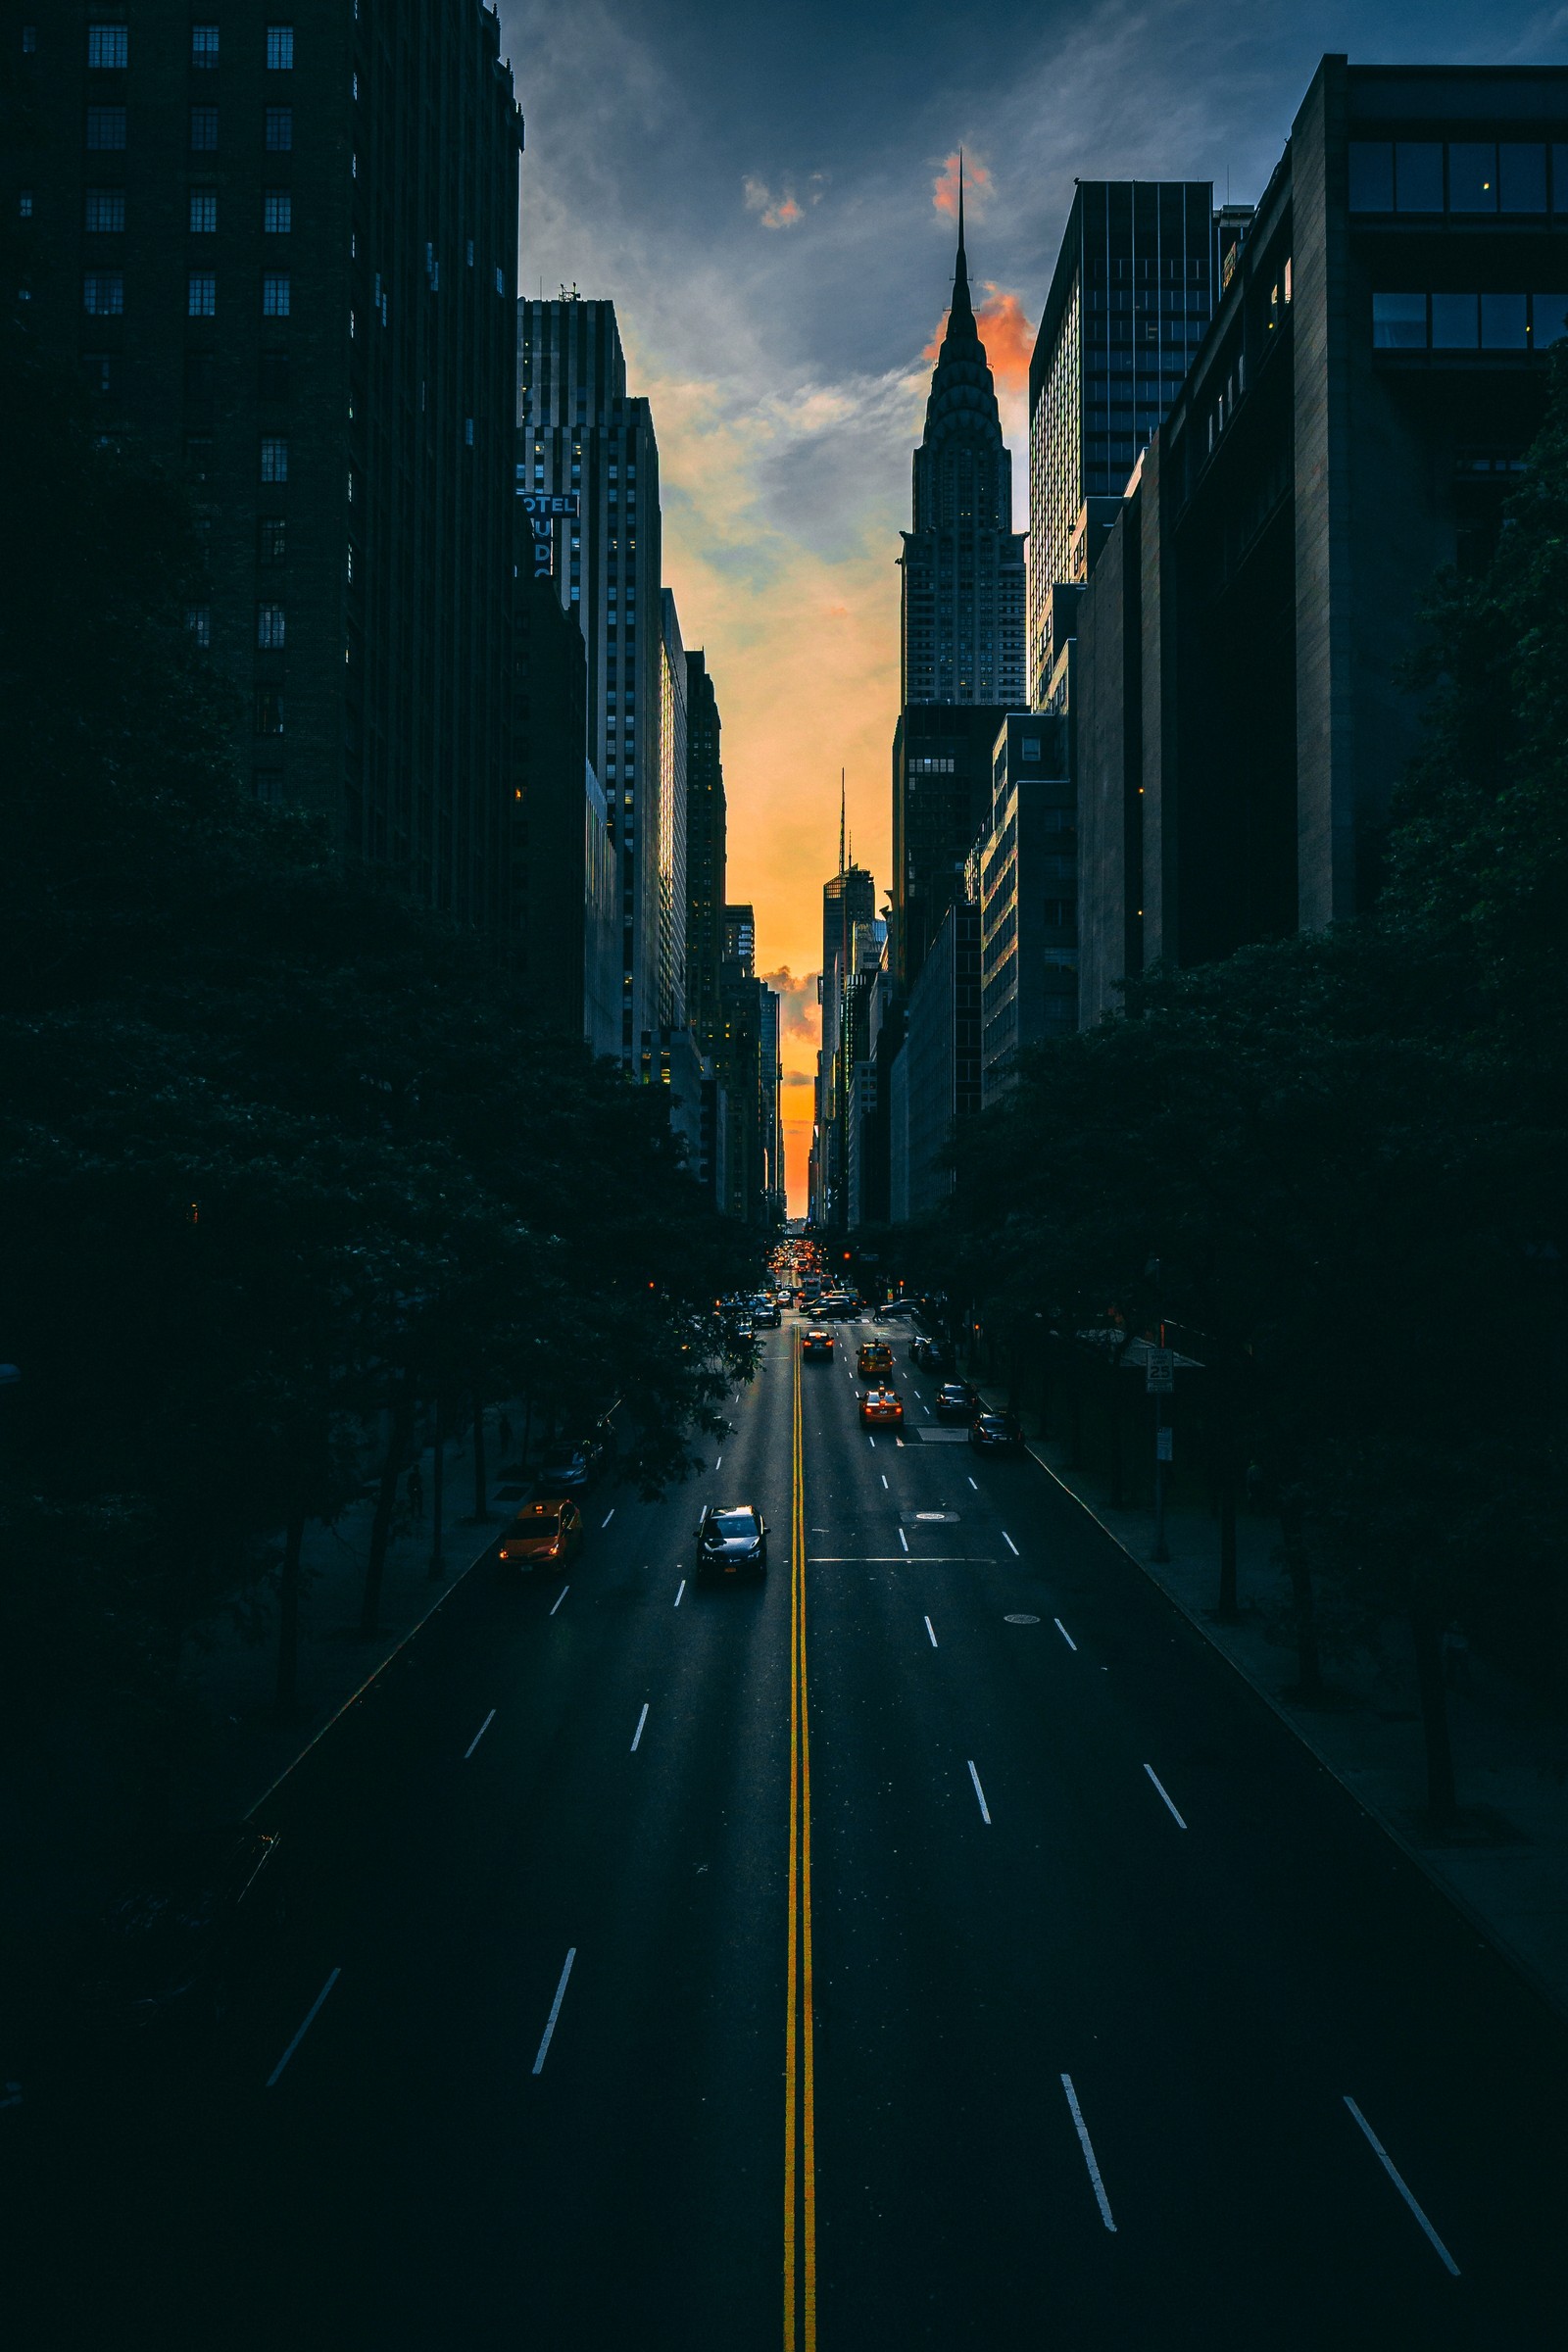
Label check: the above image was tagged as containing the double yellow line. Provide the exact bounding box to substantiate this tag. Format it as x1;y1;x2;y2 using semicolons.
784;1336;817;2350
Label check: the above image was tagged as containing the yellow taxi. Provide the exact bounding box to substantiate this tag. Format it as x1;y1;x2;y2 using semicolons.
498;1496;584;1571
858;1385;905;1429
857;1341;894;1380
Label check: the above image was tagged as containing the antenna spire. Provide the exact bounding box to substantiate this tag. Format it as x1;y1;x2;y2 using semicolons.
839;769;846;874
957;149;965;259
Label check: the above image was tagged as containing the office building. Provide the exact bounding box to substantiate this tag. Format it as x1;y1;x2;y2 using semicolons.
656;589;688;1033
716;904;782;1225
1027;182;1219;705
975;714;1074;1101
684;651;727;1063
892;901;981;1220
812;854;876;1226
891;702;1005;993
517;296;662;1060
1075;57;1568;1016
510;574;618;1054
6;5;523;914
901;183;1028;710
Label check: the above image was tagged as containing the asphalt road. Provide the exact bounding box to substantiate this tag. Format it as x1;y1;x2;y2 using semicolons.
17;1315;1568;2348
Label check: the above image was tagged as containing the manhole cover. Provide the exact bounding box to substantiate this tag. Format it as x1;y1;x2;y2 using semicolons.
1004;1613;1040;1625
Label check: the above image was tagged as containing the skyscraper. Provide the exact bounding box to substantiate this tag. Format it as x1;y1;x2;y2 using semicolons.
684;651;727;1064
813;841;876;1226
7;5;522;916
1027;182;1219;704
900;180;1028;710
517;297;663;1060
657;589;688;1033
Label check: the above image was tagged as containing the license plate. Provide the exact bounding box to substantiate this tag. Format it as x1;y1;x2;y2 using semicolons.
725;1562;736;1574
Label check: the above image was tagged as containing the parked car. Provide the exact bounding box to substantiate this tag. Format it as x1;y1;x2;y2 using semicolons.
858;1385;905;1429
857;1341;894;1379
696;1502;768;1580
935;1381;978;1422
498;1496;583;1571
970;1409;1024;1454
802;1328;834;1359
538;1446;593;1492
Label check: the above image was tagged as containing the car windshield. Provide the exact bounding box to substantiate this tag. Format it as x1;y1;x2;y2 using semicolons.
514;1514;560;1538
710;1511;757;1540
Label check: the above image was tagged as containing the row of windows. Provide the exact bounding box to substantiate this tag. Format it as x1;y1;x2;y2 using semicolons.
83;270;295;317
82;24;294;71
85;104;295;150
79;189;293;233
1348;138;1568;217
1372;289;1568;350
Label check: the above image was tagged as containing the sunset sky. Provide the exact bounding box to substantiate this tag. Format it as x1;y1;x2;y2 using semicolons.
499;0;1566;1211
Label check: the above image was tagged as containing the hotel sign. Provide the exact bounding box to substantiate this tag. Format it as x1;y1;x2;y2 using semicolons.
517;489;579;578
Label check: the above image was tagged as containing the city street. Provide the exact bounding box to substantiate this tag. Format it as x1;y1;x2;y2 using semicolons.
20;1314;1566;2350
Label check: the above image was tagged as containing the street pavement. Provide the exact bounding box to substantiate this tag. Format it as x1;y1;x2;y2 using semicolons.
15;1314;1567;2349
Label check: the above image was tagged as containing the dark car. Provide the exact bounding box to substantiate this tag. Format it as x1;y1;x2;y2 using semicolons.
970;1409;1024;1453
935;1380;977;1422
539;1446;593;1492
911;1336;948;1374
81;1826;286;2048
802;1327;834;1359
755;1298;781;1328
696;1502;768;1580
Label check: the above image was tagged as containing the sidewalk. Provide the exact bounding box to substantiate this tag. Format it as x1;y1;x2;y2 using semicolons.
965;1367;1568;2021
2;1411;530;1963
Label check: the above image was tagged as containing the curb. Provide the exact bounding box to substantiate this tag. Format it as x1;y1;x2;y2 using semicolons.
1014;1425;1568;2028
245;1515;506;1822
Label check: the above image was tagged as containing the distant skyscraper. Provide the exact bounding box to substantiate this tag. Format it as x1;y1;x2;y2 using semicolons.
517;298;662;1060
7;5;522;915
1027;182;1218;703
901;180;1028;710
657;589;688;1031
813;840;876;1226
684;652;727;1062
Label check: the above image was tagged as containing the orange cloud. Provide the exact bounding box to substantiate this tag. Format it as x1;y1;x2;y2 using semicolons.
744;175;806;231
922;285;1036;393
933;151;992;220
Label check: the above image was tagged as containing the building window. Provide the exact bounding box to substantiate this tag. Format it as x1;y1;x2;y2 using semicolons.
260;435;288;482
86;24;129;70
186;605;212;648
465;416;474;445
191;24;220;67
1394;142;1443;214
1532;294;1568;347
85;105;127;150
1348;141;1394;212
265;106;292;151
264;190;291;233
84;189;124;231
1481;292;1528;350
190;105;219;151
256;603;285;650
266;25;295;70
1430;292;1479;350
258;514;287;563
19;189;34;218
1372;291;1426;350
189;189;218;233
22;25;37;52
1449;143;1497;214
262;272;290;316
82;270;124;317
254;688;284;735
187;271;217;318
1500;143;1547;215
